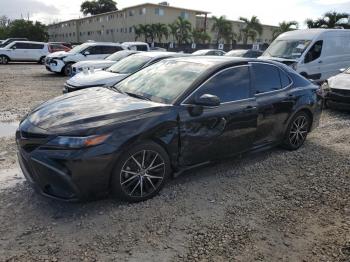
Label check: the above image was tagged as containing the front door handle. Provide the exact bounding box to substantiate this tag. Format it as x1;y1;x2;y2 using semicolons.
318;60;323;64
243;105;257;112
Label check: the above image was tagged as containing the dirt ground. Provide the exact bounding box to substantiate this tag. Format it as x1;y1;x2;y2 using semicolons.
0;64;349;262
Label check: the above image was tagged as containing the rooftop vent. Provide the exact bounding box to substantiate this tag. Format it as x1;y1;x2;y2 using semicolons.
158;2;170;6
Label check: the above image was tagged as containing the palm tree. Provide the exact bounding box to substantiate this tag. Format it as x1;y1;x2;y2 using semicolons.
168;22;178;43
153;23;169;43
133;25;143;41
272;21;298;39
174;17;192;44
306;11;349;28
136;24;151;42
192;29;211;44
239;16;263;45
211;16;232;44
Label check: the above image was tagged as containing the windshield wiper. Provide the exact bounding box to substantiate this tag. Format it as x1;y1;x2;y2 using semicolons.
125;92;151;101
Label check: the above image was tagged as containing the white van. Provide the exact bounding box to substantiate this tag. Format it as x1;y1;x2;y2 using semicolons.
45;42;126;76
260;29;350;82
0;41;48;64
122;42;150;51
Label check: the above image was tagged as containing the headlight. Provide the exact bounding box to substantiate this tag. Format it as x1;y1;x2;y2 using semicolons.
290;62;298;70
321;81;331;92
47;134;111;149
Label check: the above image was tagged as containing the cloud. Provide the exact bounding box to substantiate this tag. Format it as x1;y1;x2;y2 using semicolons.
0;0;59;20
314;0;350;5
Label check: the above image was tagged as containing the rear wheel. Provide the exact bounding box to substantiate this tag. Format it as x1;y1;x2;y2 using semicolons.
111;141;171;202
38;56;46;64
0;55;9;64
62;63;73;76
283;112;311;150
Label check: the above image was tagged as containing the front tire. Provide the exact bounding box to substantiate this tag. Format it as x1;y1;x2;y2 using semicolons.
38;56;46;64
62;63;73;76
111;141;171;202
283;112;311;150
0;55;9;64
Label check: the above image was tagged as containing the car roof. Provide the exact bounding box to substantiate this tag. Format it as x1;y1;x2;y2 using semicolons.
122;42;149;45
132;51;182;58
10;41;46;45
83;42;122;46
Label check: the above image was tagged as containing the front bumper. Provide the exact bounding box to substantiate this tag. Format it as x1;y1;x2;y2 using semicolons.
16;122;118;201
325;89;350;111
45;58;65;73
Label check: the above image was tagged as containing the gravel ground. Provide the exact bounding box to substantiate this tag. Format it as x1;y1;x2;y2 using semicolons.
0;64;349;262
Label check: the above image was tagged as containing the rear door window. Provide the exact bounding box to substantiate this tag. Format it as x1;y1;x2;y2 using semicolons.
253;63;282;94
101;46;123;54
191;66;251;103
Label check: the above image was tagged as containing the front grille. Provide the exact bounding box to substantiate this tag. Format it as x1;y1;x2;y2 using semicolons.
331;88;350;96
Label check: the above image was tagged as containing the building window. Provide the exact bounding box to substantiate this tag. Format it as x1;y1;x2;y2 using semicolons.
125;28;127;33
129;27;133;33
120;28;123;33
129;10;135;16
180;11;189;19
155;8;164;16
139;8;146;15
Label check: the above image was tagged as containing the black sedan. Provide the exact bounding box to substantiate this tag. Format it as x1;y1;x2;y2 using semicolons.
16;57;322;202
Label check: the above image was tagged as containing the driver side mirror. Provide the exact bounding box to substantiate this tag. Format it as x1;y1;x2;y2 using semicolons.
83;51;90;56
194;94;220;107
11;46;16;50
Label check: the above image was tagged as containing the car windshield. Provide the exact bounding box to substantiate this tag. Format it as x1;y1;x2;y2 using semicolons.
192;50;209;55
68;44;90;54
226;50;247;57
106;55;151;74
114;60;209;104
106;51;134;61
263;40;312;59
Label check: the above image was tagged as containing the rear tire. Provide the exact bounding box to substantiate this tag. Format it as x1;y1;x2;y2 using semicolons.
111;141;171;202
0;55;9;64
38;56;46;64
282;111;311;150
62;63;73;76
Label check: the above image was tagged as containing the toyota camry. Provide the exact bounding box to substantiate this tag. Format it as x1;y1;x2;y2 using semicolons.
16;57;322;202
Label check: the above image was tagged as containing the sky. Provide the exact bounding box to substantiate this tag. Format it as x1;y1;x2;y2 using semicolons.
0;0;349;27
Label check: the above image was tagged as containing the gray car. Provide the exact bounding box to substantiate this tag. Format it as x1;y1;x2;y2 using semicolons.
64;52;186;93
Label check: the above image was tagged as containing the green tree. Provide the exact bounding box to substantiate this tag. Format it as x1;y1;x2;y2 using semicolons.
173;17;192;44
192;29;211;44
272;21;298;39
168;22;178;43
4;19;48;41
80;0;117;16
153;23;168;43
306;11;349;28
211;16;232;44
239;16;263;44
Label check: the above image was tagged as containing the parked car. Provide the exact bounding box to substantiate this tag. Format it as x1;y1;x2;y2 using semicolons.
64;52;184;93
323;67;350;110
48;43;71;53
150;47;167;52
17;57;322;202
71;50;140;76
49;42;72;49
260;29;350;82
0;38;28;48
45;42;127;76
192;49;226;56
122;42;150;51
225;49;263;58
0;41;49;64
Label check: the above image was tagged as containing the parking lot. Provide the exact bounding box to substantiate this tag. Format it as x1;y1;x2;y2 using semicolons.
0;63;349;261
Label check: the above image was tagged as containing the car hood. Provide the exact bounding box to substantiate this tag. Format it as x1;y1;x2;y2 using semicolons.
67;70;129;87
73;60;116;69
47;51;69;58
27;87;167;133
328;73;350;90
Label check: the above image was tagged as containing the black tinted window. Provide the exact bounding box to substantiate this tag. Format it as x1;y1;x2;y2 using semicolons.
193;66;251;103
29;43;44;49
101;46;123;54
279;69;291;87
13;43;31;49
136;45;148;51
304;40;323;63
253;63;282;94
86;46;102;54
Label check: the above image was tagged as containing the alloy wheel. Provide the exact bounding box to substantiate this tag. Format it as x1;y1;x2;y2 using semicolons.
0;56;8;64
289;115;309;148
120;150;165;198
